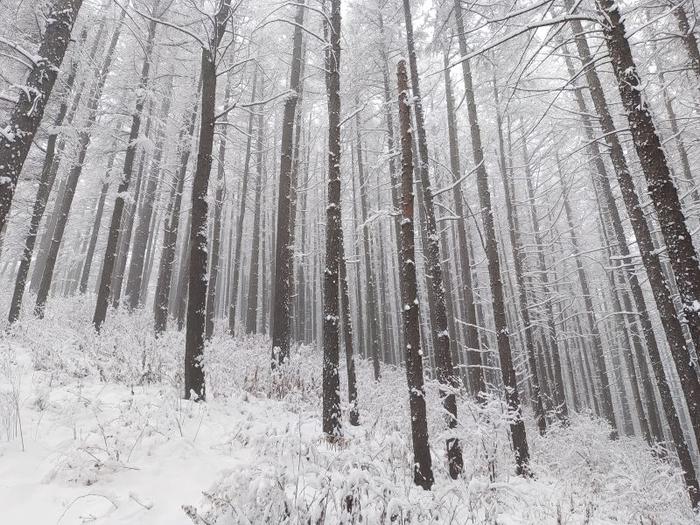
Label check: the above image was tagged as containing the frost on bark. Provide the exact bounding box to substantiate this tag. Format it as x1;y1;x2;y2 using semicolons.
93;4;159;330
227;69;257;336
34;10;125;318
0;0;83;234
184;0;232;401
322;0;342;440
453;0;530;476
403;0;462;479
245;88;266;335
8;27;87;324
443;52;484;399
271;0;305;367
153;79;200;335
397;58;433;491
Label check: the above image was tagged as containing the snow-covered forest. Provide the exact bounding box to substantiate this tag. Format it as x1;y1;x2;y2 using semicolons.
1;0;700;522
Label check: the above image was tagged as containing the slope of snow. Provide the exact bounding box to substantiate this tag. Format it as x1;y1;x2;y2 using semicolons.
0;297;696;524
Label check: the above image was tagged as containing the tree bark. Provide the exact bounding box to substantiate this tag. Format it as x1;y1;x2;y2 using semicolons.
0;0;83;233
452;0;530;476
322;0;342;439
228;69;258;335
34;13;124;317
397;58;433;491
93;9;158;329
184;0;232;401
125;73;174;309
271;0;305;366
8;27;87;323
403;0;463;478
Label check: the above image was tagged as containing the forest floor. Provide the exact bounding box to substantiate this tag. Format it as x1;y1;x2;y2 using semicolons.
0;297;697;524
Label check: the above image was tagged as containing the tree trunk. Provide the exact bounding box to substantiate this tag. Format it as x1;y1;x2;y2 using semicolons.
34;14;124;317
271;0;305;366
93;11;158;329
184;0;231;400
322;0;342;439
125;73;174;309
452;0;530;476
228;69;258;335
403;0;463;478
0;0;83;233
7;27;87;323
397;58;434;490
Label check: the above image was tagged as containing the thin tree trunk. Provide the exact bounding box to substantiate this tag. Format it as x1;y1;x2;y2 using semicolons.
125;73;174;309
8;27;87;323
93;9;158;329
322;0;342;439
34;14;124;317
403;0;463;478
397;58;433;491
227;70;258;335
271;0;305;366
452;0;530;476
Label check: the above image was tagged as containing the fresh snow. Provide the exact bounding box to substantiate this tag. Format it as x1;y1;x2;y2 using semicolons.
0;297;696;524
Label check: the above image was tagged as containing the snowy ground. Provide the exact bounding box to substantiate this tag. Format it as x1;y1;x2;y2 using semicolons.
0;297;697;524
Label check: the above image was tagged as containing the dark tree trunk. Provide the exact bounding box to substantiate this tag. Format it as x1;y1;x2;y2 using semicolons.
153;80;200;335
125;74;174;310
403;0;463;478
0;0;83;233
228;70;258;335
34;14;124;317
443;52;484;398
93;12;158;329
669;1;700;81
322;0;342;439
184;0;232;401
453;0;530;476
493;82;546;435
245;96;265;334
8;27;87;323
205;78;232;339
271;0;305;366
397;59;433;491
